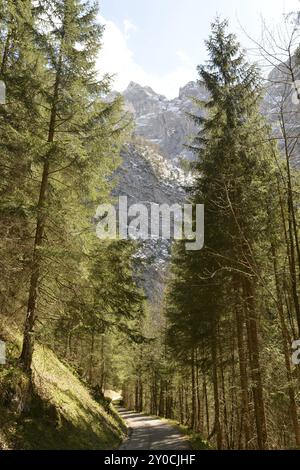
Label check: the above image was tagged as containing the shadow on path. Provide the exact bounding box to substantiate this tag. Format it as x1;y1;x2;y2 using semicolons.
118;408;190;450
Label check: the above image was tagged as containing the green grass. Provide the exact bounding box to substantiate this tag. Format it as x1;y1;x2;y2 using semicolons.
161;418;211;450
0;321;126;450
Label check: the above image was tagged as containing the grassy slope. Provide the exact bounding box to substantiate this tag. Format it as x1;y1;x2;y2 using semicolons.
158;416;211;450
0;322;126;450
168;421;211;450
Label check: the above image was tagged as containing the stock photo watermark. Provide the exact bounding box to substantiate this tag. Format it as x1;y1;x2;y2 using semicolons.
95;197;204;251
292;340;300;366
0;80;6;105
0;340;6;365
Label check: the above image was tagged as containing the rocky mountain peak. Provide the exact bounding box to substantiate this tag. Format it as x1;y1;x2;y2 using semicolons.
178;81;202;99
123;81;206;162
123;82;167;123
126;81;164;98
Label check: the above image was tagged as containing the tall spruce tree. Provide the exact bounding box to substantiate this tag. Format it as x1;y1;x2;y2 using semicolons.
194;18;271;450
164;19;285;449
0;1;46;318
19;0;127;372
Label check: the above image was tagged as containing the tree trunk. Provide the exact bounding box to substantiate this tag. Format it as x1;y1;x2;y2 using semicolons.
211;330;222;449
179;384;184;423
20;49;62;372
204;378;210;436
235;284;251;449
1;29;11;76
135;379;139;411
88;330;95;385
99;335;104;391
196;351;202;433
191;348;196;430
139;380;143;412
159;380;165;416
243;279;268;449
219;341;229;449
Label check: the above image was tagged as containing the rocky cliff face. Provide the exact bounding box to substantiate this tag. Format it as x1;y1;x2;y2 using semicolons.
113;142;191;301
112;82;206;301
262;62;300;167
123;81;208;162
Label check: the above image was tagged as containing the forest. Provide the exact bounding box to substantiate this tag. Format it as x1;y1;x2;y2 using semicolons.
0;0;300;452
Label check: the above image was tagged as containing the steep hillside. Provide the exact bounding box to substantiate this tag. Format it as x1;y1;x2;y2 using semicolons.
0;321;126;450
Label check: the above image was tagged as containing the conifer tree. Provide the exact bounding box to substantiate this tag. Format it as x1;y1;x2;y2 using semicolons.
0;0;46;317
193;19;271;449
19;0;127;372
164;19;285;449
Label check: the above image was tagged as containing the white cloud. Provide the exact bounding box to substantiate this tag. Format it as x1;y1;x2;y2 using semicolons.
97;16;197;99
123;18;137;39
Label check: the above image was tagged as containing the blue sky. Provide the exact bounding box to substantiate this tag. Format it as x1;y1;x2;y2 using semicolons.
97;0;300;98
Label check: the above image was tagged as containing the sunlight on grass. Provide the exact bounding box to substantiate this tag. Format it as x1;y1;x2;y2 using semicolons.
0;320;126;450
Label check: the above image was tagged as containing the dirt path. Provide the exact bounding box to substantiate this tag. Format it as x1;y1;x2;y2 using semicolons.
118;408;190;450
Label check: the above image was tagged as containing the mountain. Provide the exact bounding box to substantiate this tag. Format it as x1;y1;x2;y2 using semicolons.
123;81;208;162
262;61;300;167
113;142;191;302
111;82;206;302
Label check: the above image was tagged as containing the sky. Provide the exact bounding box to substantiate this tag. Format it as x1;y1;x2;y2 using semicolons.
97;0;300;98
